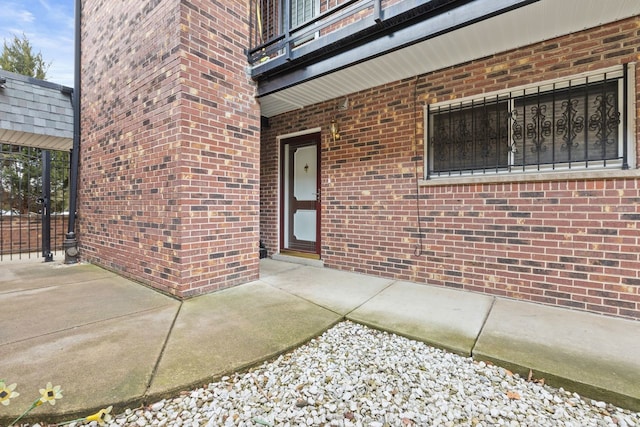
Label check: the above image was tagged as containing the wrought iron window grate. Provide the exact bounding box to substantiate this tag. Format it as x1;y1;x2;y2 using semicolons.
426;67;628;178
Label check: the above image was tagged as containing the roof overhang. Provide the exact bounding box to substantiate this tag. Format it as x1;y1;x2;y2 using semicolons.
0;70;74;151
256;0;640;118
0;128;73;151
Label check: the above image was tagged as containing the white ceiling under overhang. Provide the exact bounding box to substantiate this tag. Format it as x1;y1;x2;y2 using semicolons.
0;128;72;151
257;0;640;118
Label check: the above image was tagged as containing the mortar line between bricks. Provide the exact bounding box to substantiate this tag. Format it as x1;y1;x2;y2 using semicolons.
471;296;496;357
144;300;183;396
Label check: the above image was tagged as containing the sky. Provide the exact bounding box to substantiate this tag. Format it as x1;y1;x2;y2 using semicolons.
0;0;75;87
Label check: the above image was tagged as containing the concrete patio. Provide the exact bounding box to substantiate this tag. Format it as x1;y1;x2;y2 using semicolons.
1;258;639;425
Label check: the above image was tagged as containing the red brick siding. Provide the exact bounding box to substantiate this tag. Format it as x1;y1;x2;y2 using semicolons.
81;0;260;298
261;16;640;319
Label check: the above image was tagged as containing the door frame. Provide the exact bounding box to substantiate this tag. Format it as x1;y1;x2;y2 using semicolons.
278;128;321;257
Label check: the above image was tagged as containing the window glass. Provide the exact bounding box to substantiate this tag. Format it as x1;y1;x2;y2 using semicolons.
431;101;509;173
290;0;317;28
427;70;625;177
512;81;619;166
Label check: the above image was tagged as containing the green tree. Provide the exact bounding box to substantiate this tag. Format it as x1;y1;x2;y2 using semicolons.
0;145;69;214
0;33;49;78
0;144;43;213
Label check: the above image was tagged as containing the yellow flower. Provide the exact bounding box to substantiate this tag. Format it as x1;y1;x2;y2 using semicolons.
0;381;19;406
39;382;63;405
86;406;113;426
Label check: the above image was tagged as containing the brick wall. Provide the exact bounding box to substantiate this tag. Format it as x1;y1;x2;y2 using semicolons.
261;16;640;319
81;0;260;298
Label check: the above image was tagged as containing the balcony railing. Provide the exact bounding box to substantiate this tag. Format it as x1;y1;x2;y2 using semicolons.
248;0;386;70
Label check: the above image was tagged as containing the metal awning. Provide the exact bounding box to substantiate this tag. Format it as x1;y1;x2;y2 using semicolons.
256;0;640;118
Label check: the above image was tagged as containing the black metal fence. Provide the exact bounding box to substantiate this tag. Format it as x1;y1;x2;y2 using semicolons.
0;143;70;260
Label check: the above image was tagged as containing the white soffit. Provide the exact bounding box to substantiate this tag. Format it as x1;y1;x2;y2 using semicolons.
258;0;640;117
0;128;72;151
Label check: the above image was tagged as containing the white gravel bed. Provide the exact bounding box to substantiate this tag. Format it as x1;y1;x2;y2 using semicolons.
66;321;639;427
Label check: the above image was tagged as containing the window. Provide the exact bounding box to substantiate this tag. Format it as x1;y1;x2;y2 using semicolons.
431;99;510;174
426;66;630;178
289;0;318;28
286;0;319;48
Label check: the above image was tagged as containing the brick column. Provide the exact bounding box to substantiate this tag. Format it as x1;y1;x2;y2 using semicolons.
80;0;260;297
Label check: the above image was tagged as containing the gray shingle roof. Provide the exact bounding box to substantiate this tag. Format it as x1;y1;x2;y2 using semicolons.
0;69;73;151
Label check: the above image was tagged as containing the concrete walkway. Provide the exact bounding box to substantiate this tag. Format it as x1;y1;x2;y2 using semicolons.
1;258;639;424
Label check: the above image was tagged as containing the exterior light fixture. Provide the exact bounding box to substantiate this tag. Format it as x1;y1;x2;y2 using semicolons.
0;77;6;89
330;119;340;141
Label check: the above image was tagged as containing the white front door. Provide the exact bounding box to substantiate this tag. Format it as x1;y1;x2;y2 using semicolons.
281;133;320;256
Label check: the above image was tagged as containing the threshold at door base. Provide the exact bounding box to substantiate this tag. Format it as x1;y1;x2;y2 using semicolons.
272;253;324;268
